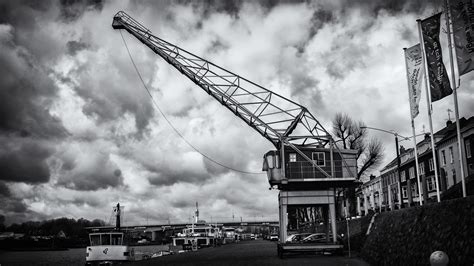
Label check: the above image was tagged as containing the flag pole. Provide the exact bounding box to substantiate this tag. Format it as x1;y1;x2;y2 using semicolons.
411;119;424;205
445;0;467;197
417;19;441;202
403;47;424;206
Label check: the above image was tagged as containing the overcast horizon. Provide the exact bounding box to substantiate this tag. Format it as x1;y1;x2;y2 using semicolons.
1;0;473;226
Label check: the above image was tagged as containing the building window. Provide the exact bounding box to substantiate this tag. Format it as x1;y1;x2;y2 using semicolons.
427;177;435;191
466;140;471;158
312;152;325;166
402;186;407;198
411;183;418;196
419;162;425;175
452;169;456;186
429;158;434;171
401;171;406;182
409;167;415;179
449;146;454;163
441;150;446;165
289;153;297;162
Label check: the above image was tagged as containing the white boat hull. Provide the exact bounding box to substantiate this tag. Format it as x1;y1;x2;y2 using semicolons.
86;245;133;263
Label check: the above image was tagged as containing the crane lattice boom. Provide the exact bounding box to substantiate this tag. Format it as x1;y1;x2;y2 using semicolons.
112;11;331;149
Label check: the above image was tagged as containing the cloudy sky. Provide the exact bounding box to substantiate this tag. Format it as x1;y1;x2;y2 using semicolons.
1;0;473;225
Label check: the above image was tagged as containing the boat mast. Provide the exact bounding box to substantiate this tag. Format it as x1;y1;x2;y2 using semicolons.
115;203;121;230
195;202;199;224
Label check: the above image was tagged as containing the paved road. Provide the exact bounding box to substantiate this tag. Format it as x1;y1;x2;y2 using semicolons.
132;240;369;266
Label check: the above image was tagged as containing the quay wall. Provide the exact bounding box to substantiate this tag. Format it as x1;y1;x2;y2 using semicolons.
359;196;474;265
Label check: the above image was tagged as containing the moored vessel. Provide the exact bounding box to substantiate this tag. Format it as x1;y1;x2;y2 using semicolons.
85;203;135;265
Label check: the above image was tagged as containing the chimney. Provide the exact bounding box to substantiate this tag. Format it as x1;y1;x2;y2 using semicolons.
446;120;452;127
399;145;406;154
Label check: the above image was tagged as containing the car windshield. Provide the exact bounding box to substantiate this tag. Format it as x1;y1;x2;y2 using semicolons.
303;233;326;242
287;233;312;242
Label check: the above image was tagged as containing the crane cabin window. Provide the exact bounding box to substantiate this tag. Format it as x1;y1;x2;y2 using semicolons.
312;152;325;166
289;153;297;162
266;155;274;168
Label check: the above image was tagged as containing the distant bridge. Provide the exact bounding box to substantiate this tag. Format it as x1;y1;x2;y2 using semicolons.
86;220;279;232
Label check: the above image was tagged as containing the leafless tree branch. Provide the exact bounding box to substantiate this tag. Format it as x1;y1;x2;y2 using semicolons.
332;112;384;180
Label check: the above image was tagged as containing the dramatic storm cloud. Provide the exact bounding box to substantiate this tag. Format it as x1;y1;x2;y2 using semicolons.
1;0;472;225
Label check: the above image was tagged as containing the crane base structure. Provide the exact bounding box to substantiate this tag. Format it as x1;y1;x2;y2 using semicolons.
112;11;358;258
276;190;342;258
264;146;357;257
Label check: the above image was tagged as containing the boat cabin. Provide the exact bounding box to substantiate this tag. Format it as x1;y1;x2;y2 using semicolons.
178;226;218;237
89;232;124;246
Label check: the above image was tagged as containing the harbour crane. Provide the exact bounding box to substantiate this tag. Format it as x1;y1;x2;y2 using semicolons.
112;11;357;257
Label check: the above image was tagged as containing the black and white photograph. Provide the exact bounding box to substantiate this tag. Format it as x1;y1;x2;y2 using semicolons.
0;0;473;265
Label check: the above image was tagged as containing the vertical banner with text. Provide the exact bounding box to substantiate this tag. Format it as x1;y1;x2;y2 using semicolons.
450;0;474;75
421;13;453;102
405;44;424;118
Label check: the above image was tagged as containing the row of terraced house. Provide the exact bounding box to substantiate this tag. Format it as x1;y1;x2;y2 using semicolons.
357;116;474;215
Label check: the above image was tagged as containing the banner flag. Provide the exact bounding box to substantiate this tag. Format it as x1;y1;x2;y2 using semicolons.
450;0;474;75
405;44;424;118
421;13;453;102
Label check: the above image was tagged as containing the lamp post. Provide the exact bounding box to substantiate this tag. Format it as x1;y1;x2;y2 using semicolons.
360;126;407;209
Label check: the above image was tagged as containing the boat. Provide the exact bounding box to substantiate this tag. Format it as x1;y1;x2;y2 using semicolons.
171;202;221;248
85;203;135;265
172;224;220;248
222;227;237;243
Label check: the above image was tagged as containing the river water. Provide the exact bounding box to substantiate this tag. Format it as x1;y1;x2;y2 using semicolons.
0;245;169;265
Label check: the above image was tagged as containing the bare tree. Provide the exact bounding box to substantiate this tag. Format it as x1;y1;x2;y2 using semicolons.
332;112;384;179
357;138;384;179
332;112;384;217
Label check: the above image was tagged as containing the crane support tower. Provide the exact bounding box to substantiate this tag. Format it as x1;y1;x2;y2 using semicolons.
113;11;358;257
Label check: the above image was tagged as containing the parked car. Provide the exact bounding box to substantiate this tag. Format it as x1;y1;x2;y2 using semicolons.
151;250;173;258
269;234;279;241
301;233;343;244
301;233;328;243
286;233;312;243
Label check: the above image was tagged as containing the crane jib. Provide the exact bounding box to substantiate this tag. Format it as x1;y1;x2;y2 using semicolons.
112;11;357;181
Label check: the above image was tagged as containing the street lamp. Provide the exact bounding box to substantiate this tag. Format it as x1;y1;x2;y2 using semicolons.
399;132;426;143
360;126;405;209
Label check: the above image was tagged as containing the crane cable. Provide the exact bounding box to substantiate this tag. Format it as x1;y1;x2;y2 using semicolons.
119;30;264;175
